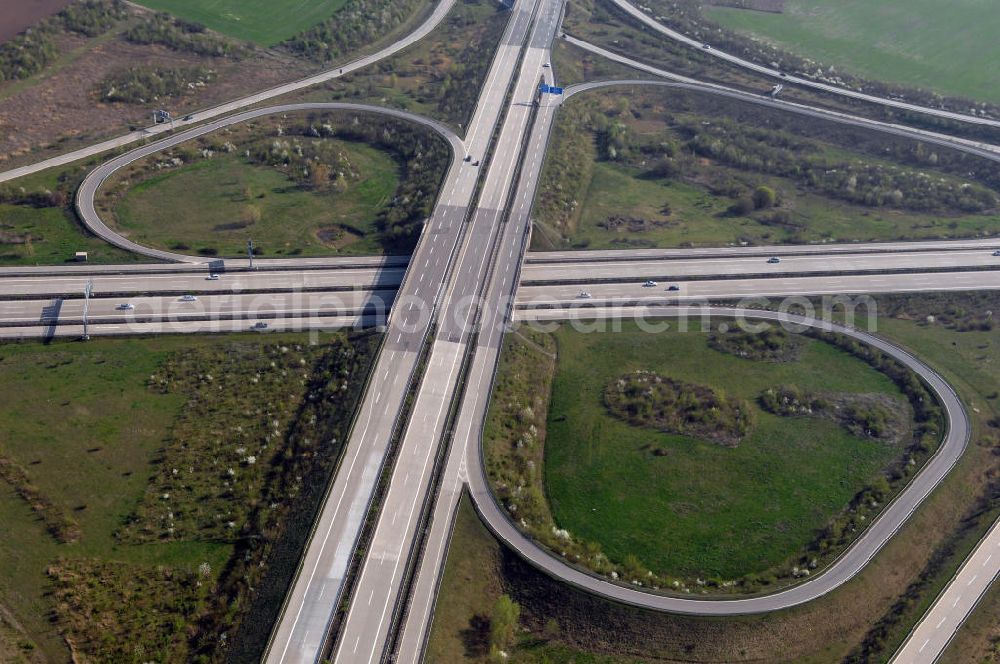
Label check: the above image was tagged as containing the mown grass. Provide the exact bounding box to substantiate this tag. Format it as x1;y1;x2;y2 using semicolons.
0;330;373;661
113;140;399;257
707;0;1000;105
133;0;348;46
544;323;905;580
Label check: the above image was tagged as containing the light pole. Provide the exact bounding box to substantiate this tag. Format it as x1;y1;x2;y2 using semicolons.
82;279;93;341
248;238;255;270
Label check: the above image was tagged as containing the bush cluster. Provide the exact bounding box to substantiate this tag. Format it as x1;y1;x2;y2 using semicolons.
759;384;908;443
125;12;240;57
99;65;215;104
604;370;753;447
707;326;803;362
48;558;207;662
283;0;425;62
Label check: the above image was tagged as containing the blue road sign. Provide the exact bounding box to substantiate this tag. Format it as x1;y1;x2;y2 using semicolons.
550;86;564;95
539;83;551;93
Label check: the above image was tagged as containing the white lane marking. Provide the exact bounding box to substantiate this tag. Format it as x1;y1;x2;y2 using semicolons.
919;639;930;653
968;574;978;585
936;616;946;629
984;554;992;565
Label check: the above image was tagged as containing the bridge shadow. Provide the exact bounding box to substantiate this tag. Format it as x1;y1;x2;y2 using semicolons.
39;298;63;345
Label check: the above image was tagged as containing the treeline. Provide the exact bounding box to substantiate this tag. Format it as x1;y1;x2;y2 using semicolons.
585;92;1000;215
283;0;426;62
0;183;67;208
680;118;999;213
99;66;214;104
0;0;125;82
125;11;240;58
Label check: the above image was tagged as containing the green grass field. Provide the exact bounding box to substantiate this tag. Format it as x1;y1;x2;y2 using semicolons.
0;203;140;266
543;323;906;579
134;0;348;46
562;161;1000;250
113;140;399;257
428;294;1000;662
0;331;368;660
706;0;1000;104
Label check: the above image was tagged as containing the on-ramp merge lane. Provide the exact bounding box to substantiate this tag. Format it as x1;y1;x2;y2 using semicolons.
472;307;969;615
75;103;464;263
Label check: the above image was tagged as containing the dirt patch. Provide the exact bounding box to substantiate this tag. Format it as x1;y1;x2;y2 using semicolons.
0;0;74;44
598;214;673;233
315;224;364;248
0;12;311;168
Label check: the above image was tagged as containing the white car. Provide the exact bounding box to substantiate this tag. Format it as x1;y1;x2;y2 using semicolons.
252;321;269;330
767;256;781;264
578;291;593;299
206;274;220;281
180;294;198;302
543;62;551;68
993;250;1000;256
116;303;134;311
643;280;658;288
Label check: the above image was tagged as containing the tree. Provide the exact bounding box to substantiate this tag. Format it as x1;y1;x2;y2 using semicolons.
752;185;776;210
728;196;755;216
489;594;520;656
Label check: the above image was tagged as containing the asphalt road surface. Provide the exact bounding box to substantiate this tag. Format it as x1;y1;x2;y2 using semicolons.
332;1;564;662
263;1;546;661
893;516;1000;664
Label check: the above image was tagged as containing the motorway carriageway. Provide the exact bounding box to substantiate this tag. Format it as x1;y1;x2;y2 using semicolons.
3;245;999;299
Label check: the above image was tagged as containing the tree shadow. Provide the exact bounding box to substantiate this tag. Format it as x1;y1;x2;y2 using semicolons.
460;613;490;658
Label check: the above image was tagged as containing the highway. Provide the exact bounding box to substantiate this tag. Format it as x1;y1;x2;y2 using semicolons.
893;516;1000;664
521;249;1000;283
393;19;564;659
331;1;564;661
0;266;403;299
262;0;548;660
515;270;1000;307
606;0;1000;128
0;289;391;326
0;0;458;185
